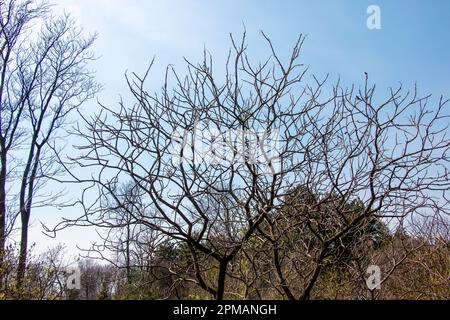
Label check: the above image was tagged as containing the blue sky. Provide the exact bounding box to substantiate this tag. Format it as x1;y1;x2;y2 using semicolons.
58;0;450;99
27;0;450;257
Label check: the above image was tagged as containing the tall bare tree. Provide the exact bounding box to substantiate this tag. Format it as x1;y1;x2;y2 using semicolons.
0;0;49;287
0;0;99;292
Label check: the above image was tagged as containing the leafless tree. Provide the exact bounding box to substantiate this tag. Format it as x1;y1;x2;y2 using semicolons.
80;182;164;285
0;0;99;292
52;32;449;300
0;0;49;286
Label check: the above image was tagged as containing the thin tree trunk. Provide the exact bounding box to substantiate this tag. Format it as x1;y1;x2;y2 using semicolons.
16;212;29;293
17;146;40;293
125;222;131;283
273;245;296;300
299;248;326;300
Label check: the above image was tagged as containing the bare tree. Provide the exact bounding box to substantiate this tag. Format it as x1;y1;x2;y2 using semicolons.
81;182;160;283
0;0;99;292
52;32;449;300
251;74;449;299
55;32;310;300
0;0;49;286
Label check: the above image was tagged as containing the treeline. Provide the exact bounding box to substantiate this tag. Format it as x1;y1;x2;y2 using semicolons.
0;188;448;300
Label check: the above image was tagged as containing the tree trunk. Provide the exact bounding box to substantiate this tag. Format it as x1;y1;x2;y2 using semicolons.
125;222;131;284
16;144;40;293
273;245;296;300
216;261;228;301
16;212;29;294
299;248;326;300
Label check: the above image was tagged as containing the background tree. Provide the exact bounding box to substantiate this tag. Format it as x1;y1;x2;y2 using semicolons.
78;182;170;299
0;0;50;287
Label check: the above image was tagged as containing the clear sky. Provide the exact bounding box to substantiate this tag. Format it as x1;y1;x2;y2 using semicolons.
26;0;450;258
